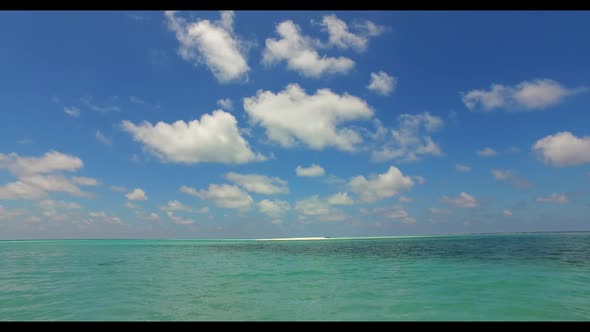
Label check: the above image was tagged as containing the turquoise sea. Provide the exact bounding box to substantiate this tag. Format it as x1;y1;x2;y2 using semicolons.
0;232;589;321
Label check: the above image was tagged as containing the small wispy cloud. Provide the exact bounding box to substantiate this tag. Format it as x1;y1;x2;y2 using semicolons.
64;106;80;118
81;96;121;113
96;130;113;146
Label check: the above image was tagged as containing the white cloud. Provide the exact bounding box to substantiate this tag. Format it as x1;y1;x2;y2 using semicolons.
81;96;121;113
224;172;289;195
429;207;450;215
166;211;195;225
536;193;569;204
398;196;413;203
491;169;532;188
64;107;80;118
327;192;354;205
462;79;586;111
110;185;127;192
491;169;513;180
0;172;88;200
198;184;253;209
503;210;513;217
373;205;416;224
262;20;355;78
88;211;122;224
507;146;521;153
440;192;479;208
126;188;147;201
348;166;415;203
217;98;233;110
198;206;210;214
319;14;383;52
160;200;191;212
0;181;46;200
164;11;250;83
258;199;291;218
40;199;80;210
124;202;139;209
295;195;346;222
476;147;498;157
0;206;25;220
179;185;199;197
96;130;112;146
372;112;444;162
72;176;100;186
121;110;265;164
130;96;146;104
0;150;82;177
455;164;472;173
367;71;396;96
295;164;326;177
532;131;590;167
136;211;161;221
244;84;373;151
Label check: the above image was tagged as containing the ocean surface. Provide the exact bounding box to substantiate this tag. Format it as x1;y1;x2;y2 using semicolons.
0;232;589;321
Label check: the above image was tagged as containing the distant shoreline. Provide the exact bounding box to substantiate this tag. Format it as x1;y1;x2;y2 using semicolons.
1;230;590;242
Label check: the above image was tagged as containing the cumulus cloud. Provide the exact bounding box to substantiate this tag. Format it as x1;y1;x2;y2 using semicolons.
0;151;89;200
399;196;413;203
96;130;112;146
244;84;373;151
122;110;265;164
462;79;586;112
476;147;498;157
126;188;147;201
319;14;384;52
262;20;355;78
295;195;346;222
0;205;25;220
455;164;472;173
0;150;82;177
373;205;416;224
124;202;139;209
64;107;80;118
327;192;354;205
536;193;569;204
367;71;396;96
532;131;590;167
295;164;326;177
491;169;532;188
440;192;479;208
258;199;291;218
348;166;415;203
224;172;289;195
197;184;253;209
179;185;199;197
88;211;122;224
160;200;191;212
72;176;100;186
372;112;444;162
217;98;233;110
503;210;513;217
164;11;250;83
40;199;80;210
166;211;195;225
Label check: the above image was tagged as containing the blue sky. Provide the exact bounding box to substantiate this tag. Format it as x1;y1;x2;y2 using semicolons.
1;11;589;239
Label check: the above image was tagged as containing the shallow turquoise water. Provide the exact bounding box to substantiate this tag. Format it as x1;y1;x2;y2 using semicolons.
0;233;589;321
